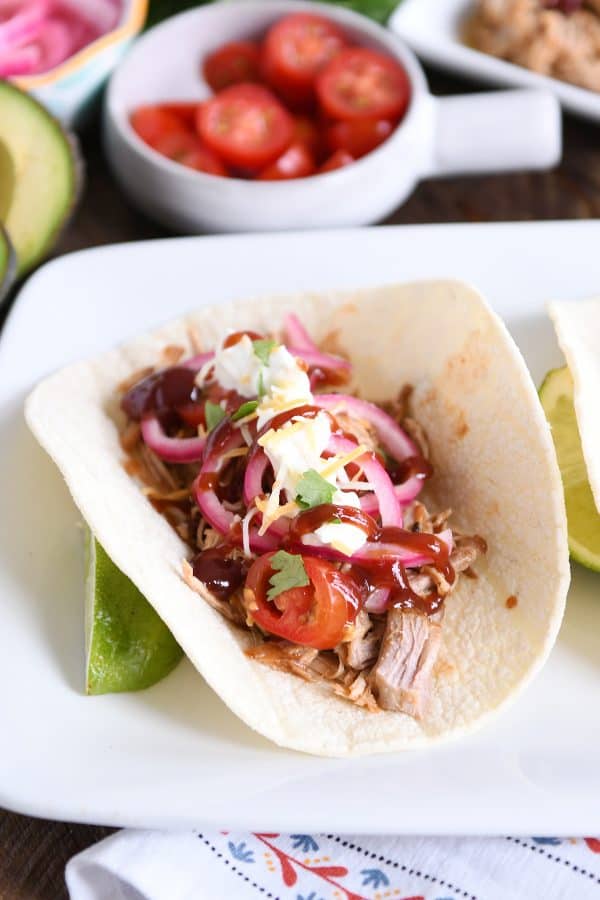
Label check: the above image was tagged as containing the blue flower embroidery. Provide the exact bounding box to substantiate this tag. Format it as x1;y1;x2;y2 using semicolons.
291;834;320;853
228;840;255;862
360;868;390;888
296;893;325;900
532;837;562;845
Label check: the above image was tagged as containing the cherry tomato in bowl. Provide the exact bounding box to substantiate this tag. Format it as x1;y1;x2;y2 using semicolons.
262;12;347;108
179;145;228;176
196;83;294;171
258;142;315;180
326;117;394;158
292;115;324;160
319;149;354;173
245;553;361;650
317;48;411;121
203;40;261;92
130;105;189;151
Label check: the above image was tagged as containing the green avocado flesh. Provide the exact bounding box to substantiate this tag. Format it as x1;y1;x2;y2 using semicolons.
85;531;183;695
0;81;78;276
0;225;15;302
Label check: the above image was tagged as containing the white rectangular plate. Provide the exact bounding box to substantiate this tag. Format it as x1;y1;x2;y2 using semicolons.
1;222;599;834
390;0;600;122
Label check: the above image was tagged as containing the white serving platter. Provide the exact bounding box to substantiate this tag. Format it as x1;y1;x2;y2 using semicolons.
0;222;599;834
390;0;600;122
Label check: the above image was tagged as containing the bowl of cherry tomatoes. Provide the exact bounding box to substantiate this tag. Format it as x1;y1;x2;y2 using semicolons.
104;0;561;232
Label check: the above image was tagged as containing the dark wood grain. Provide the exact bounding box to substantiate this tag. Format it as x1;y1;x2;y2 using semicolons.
1;64;599;899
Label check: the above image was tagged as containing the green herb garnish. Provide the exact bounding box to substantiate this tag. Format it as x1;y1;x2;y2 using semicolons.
267;550;310;601
232;400;259;421
296;469;336;510
252;338;276;365
205;401;225;432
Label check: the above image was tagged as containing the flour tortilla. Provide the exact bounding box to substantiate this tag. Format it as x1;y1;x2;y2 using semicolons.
25;281;569;757
549;298;600;514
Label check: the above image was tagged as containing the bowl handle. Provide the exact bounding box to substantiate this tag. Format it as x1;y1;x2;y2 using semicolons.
425;89;561;177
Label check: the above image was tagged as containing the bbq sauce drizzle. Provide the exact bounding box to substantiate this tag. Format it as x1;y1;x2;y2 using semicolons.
123;354;448;618
289;507;453;616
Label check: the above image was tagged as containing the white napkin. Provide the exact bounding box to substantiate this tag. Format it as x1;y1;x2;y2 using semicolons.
66;829;600;900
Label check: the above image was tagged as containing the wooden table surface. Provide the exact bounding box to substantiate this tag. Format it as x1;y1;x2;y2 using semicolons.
1;66;599;899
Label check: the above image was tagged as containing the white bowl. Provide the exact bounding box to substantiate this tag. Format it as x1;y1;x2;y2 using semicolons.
104;0;561;233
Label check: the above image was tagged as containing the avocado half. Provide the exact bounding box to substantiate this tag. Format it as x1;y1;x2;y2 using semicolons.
0;225;16;305
0;81;83;277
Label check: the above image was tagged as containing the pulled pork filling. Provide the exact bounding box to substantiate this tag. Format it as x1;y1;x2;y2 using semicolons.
467;0;600;93
118;318;486;718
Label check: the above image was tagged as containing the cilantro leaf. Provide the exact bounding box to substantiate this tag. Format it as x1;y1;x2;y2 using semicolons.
252;338;276;365
296;469;336;510
232;400;259;421
267;550;309;601
205;401;225;432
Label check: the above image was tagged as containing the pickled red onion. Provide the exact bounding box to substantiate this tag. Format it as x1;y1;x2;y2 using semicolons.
327;434;402;527
315;393;416;461
0;0;121;77
141;416;206;463
283;313;318;353
193;421;277;552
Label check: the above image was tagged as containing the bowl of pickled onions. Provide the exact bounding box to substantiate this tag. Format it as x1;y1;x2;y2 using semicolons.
3;0;147;126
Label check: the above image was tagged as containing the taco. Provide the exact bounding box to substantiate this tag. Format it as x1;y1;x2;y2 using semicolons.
25;281;569;756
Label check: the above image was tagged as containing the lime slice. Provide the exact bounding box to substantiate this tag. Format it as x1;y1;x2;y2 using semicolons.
540;366;600;571
85;530;183;694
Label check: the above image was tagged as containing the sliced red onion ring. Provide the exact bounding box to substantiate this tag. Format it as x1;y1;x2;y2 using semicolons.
0;1;48;52
243;446;267;507
181;351;214;374
294;539;432;567
243;446;290;538
360;478;422;516
0;42;40;75
315;394;416;462
292;348;352;381
364;587;391;614
59;0;119;33
328;434;402;527
193;423;277;552
141;416;206;463
283;313;317;353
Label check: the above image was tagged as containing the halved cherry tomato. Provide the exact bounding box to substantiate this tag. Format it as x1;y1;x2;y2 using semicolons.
317;48;410;121
258;142;315;180
196;84;294;171
158;102;201;129
262;13;347;108
203;41;261;92
292;115;323;159
152;129;199;162
326;117;394;158
179;144;228;176
130;106;189;150
245;553;361;650
319;149;354;173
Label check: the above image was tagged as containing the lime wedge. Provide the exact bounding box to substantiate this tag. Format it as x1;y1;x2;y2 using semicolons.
85;530;183;694
540;366;600;572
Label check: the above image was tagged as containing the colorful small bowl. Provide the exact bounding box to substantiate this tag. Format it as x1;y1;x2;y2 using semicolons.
11;0;148;129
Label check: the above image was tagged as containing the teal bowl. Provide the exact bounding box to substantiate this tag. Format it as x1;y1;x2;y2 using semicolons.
11;0;148;129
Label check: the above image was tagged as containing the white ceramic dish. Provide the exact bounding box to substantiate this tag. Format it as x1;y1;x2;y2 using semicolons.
391;0;600;123
1;222;599;834
104;0;560;233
